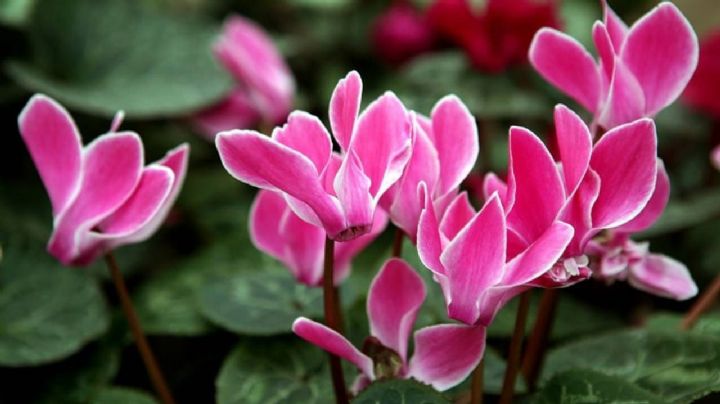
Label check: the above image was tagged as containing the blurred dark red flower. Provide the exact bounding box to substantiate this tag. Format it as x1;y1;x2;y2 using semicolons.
683;30;720;118
372;1;436;65
427;0;561;72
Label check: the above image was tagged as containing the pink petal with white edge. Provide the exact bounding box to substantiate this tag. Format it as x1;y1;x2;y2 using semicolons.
593;22;616;81
349;92;412;199
621;2;699;116
333;151;374;241
476;286;529;326
368;258;426;361
408;324;486;391
614;160;669;233
250;190;289;260
602;0;628;50
597;59;646;129
216;130;345;238
554;105;592;195
441;195;506;325
529;28;601;113
334;210;389;284
502;221;574;287
482;172;508;207
49;132;144;265
279;207;325;285
590;119;657;229
292;318;375;379
507;127;565;242
429;95;479;195
329;71;362;151
560;169;601;256
417;183;446;276
273;111;332;173
18;94;83;216
439;192;475;242
629;254;698;300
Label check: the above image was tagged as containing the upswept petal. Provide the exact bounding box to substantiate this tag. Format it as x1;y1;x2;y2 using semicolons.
502;221;574;287
529;28;601;113
439;192;475;242
621;2;699;116
597;59;646;129
408;324;486;391
590;119;657;229
554;105;592;195
429;95;479;195
476;285;529;326
368;258;426;362
18;94;83;216
482;172;508;206
417;183;446;276
602;0;628;49
292;318;375;380
440;195;506;325
249;190;288;260
560;169;601;256
272;111;332;173
279;208;325;285
329;71;362;151
333;151;374;241
592;22;616;81
629;254;698;300
506;126;565;242
615;160;669;233
216;130;345;237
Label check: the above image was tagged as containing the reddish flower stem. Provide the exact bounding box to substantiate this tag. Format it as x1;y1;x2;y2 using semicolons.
521;288;559;391
391;227;405;257
681;274;720;330
323;238;349;404
104;253;176;404
470;358;484;404
499;292;530;404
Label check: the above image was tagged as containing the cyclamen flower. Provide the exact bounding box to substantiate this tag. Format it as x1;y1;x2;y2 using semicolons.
193;15;295;139
380;95;478;241
250;190;388;286
216;71;412;241
530;1;698;130
427;0;561;72
683;30;720;118
18;95;189;266
372;1;436;65
293;258;486;392
588;162;697;300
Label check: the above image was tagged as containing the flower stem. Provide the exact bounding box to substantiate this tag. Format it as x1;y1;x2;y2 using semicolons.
391;228;404;257
521;288;559;391
323;238;349;404
104;253;176;404
470;358;484;404
500;292;530;404
681;274;720;330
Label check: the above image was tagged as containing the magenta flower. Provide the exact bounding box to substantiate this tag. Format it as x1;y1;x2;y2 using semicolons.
588;163;697;300
18;95;189;266
293;258;486;392
380;95;478;241
250;190;388;286
216;71;412;241
529;1;698;130
193;15;295;139
372;1;436;65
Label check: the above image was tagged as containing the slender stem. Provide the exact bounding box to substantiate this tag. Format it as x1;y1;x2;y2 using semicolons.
521;288;559;391
500;292;530;404
470;358;484;404
104;253;176;404
391;228;404;257
681;274;720;330
323;238;349;404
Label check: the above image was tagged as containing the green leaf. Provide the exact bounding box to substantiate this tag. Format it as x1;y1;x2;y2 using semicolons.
354;379;450;403
639;190;720;238
198;266;323;335
92;387;158;404
0;0;34;27
6;0;232;118
542;329;720;403
646;312;720;337
217;337;331;404
0;242;110;366
533;369;664;404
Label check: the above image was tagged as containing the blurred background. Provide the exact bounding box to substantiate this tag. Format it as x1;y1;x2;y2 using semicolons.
2;0;720;403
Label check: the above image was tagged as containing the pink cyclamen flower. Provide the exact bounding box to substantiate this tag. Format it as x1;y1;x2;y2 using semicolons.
193;15;295;139
529;1;698;130
293;258;486;392
380;95;478;241
18;95;189;266
372;1;436;65
250;190;388;286
216;71;412;241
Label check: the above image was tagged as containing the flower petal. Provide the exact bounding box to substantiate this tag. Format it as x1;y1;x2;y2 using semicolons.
368;258;426;362
191;89;261;139
554;105;592;195
592;22;615;82
597;59;646;129
18;94;83;216
560;169;601;256
417;183;446;276
329;71;363;151
439;192;475;242
529;28;601;113
621;2;699;116
590;119;657;229
502;221;574;287
615;159;669;233
333;151;374;241
602;0;628;49
292;317;375;379
408;324;486;391
279;207;325;285
250;190;288;261
629;254;697;300
440;195;506;325
273;111;332;173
